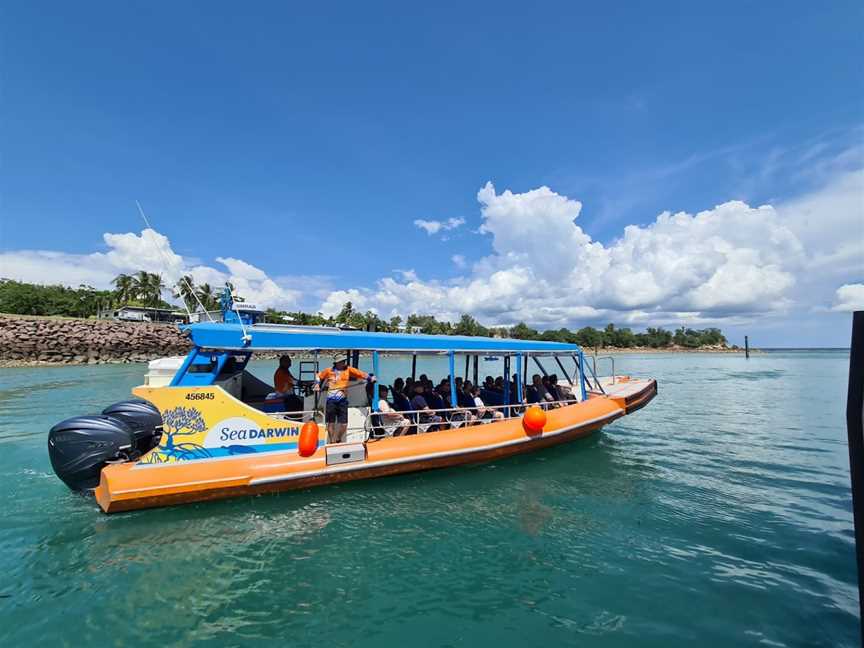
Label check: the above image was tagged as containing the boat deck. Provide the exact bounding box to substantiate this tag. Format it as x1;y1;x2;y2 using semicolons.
591;377;657;413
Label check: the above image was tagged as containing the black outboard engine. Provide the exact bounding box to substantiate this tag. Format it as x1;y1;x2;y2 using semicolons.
48;399;163;492
102;399;163;454
48;415;137;491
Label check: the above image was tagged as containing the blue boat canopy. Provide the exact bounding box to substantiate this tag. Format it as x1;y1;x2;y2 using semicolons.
183;322;581;355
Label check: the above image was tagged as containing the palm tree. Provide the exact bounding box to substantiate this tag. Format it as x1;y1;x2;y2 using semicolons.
196;283;217;311
173;274;197;312
111;273;135;306
146;273;166;308
132;271;149;305
132;271;164;308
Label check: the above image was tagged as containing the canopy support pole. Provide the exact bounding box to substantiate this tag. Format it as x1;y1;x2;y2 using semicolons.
448;350;457;408
516;354;523;404
503;355;511;407
473;354;479;386
372;351;380;412
576;352;588;400
314;350;320;411
411;354;417;381
169;347;199;386
533;356;549;377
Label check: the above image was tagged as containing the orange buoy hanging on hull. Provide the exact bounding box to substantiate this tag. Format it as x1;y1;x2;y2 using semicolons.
522;406;547;436
298;421;319;457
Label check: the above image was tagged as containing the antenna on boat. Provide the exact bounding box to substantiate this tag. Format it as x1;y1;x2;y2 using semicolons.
135;200;216;323
221;284;252;344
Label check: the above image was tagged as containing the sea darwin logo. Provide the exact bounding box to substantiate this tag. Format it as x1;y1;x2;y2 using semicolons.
203;417;301;448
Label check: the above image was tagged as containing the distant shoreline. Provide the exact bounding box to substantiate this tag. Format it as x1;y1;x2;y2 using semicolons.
589;346;758;355
0;312;790;369
0;325;757;372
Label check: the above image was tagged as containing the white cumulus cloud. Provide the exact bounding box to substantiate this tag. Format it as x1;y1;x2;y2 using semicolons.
319;171;860;328
0;228;301;310
413;217;465;235
832;284;864;312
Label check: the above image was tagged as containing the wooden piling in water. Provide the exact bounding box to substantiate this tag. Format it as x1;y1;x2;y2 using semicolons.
745;335;750;359
845;311;864;639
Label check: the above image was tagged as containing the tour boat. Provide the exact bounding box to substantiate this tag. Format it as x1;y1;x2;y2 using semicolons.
48;313;657;513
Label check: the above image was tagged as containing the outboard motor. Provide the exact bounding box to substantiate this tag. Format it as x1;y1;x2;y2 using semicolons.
102;399;163;454
48;415;137;491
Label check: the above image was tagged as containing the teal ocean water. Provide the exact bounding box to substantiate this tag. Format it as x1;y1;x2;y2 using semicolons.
0;351;857;646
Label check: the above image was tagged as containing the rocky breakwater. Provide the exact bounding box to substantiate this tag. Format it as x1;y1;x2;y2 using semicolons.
0;314;193;366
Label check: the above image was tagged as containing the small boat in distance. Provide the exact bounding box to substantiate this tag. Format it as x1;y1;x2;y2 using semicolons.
48;298;657;513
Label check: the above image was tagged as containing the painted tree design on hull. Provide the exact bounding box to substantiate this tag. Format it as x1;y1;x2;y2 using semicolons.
141;406;212;463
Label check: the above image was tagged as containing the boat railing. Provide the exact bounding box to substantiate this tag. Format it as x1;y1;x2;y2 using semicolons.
360;398;584;439
267;395;583;441
268;409;325;425
587;355;612;393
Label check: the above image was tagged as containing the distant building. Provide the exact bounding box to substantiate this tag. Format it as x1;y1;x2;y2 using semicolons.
189;309;222;323
397;325;423;334
102;305;188;324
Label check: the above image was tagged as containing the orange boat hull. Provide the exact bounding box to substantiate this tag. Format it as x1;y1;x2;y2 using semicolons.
94;380;656;513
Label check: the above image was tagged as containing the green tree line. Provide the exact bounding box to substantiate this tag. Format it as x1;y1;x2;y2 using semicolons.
266;301;728;349
0;273;229;318
0;280;728;349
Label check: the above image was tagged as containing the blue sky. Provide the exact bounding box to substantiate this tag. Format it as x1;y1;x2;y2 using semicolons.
1;1;862;346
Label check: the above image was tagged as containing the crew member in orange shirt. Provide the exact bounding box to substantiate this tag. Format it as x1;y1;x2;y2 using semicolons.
313;357;375;443
274;356;303;411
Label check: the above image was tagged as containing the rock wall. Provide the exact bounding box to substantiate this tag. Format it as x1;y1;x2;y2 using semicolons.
0;314;193;365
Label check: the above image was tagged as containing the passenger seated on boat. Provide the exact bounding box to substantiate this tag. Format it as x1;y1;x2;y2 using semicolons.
550;374;573;401
273;356;304;411
376;386;411;437
484;376;495;392
532;374;556;408
458;382;477;410
471;385;504;421
493;377;505;392
511;374;522;401
314;357;375;444
410;383;443;432
543;376;564;408
424;381;447;411
391;378;412;411
481;388;503;407
443;381;476;427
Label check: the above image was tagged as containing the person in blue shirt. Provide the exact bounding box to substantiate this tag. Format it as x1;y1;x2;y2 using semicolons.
410;382;443;432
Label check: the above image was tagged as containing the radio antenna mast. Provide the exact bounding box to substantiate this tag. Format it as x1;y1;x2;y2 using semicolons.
135;200;215;323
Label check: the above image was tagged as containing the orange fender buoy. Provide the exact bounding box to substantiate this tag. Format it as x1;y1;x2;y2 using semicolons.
298;421;319;457
522;406;546;436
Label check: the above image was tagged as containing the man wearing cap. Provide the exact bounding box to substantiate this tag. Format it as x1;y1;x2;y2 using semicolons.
313;357;375;444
